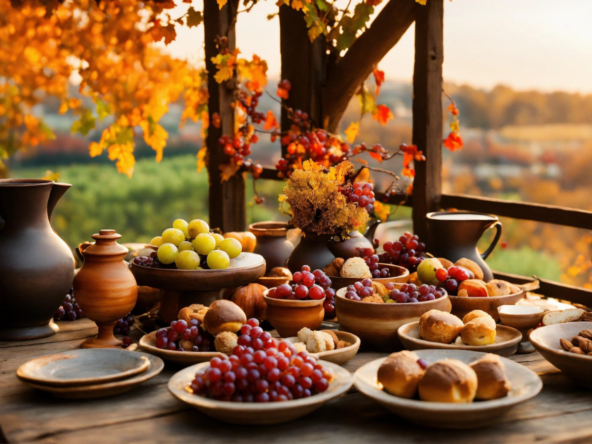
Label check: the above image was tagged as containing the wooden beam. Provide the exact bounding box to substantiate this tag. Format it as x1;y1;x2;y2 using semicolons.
441;193;592;230
323;0;416;132
204;0;246;233
411;0;444;246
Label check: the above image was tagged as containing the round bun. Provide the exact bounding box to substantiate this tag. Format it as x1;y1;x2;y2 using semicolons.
419;310;464;344
418;359;477;403
461;317;496;346
377;351;425;399
203;300;247;335
462;310;494;325
469;354;511;400
214;331;239;354
178;304;208;324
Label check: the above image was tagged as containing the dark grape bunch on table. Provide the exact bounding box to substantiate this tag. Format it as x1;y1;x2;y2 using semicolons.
370;231;427;272
155;318;215;352
53;286;84;321
344;279;446;303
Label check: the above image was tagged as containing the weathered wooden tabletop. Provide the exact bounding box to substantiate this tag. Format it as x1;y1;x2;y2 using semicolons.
1;318;591;443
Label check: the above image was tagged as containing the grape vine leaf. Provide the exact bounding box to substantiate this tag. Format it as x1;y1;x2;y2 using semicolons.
196;146;207;173
71;109;96;136
152;23;177;44
357;88;377;115
443;131;463;152
372;104;393;125
186;7;203;28
373;68;385;95
345;121;359;144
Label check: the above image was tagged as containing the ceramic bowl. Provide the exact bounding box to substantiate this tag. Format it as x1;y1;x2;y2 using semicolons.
335;287;452;351
168;360;352;424
530;321;592;388
449;289;524;322
285;331;361;365
17;349;151;386
256;276;291;289
22;353;164;399
263;293;325;337
398;321;521;357
498;305;546;354
139;331;227;365
354;349;542;429
328;263;409;290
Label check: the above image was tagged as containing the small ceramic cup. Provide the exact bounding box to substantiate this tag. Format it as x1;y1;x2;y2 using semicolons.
263;291;325;337
498;304;546;354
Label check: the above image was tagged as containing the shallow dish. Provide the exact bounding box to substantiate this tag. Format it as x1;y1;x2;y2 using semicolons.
530;321;592;388
335;287;452;351
328;263;409;290
398;321;521;357
168;360;352;425
354;349;542;429
449;289;524;322
17;349;150;386
140;331;227;365
285;331;361;365
21;353;164;399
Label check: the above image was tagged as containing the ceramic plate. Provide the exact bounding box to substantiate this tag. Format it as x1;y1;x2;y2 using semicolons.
285;331;361;365
17;349;151;386
140;331;227;365
21;353;164;399
354;349;542;429
398;321;522;357
530;321;592;388
168;360;353;425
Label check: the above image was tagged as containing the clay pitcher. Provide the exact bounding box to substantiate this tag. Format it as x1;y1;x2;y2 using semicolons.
74;229;137;348
0;179;74;341
328;220;380;259
249;221;294;272
427;211;502;281
286;232;335;273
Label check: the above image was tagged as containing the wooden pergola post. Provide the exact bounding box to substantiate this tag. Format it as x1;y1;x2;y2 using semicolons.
204;0;246;233
411;0;444;246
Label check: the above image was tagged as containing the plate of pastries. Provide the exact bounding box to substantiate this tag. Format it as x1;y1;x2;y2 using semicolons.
353;349;542;429
397;309;522;356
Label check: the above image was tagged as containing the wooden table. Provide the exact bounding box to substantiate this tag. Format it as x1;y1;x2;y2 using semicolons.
2;318;592;443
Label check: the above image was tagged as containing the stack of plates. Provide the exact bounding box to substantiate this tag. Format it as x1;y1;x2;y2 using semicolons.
17;349;164;399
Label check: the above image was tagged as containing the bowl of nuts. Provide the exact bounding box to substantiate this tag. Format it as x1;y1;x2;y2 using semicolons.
530;322;592;388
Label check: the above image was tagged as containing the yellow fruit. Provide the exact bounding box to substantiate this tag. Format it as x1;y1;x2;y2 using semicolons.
162;228;185;246
193;233;216;255
207;250;230;269
173;219;189;238
220;238;242;259
150;236;163;247
188;219;210;238
178;241;194;252
175;250;200;269
157;243;178;264
211;233;225;248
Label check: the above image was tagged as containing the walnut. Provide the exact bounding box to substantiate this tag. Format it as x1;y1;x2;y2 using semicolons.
560;339;574;351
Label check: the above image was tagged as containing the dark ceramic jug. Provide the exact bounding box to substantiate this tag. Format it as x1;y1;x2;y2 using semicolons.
286;232;335;273
328;220;380;259
0;179;75;340
249;221;294;272
426;211;502;282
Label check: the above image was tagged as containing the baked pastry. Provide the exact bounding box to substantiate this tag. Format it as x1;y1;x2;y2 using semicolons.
461;317;496;346
323;258;345;277
214;331;238;354
306;331;335;353
418;359;477;403
203;300;247;335
178;304;209;324
419;310;464;344
371;281;389;297
268;267;293;279
469;354;511;400
340;257;372;279
362;294;384;304
485;279;512;296
298;327;312;344
377;351;425;399
293;342;307;353
321;329;339;347
462;310;494;325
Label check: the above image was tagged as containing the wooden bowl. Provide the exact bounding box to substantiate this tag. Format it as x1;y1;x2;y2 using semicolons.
328;263;409;290
398;321;522;357
168;360;353;425
256;276;290;289
449;289;524;322
498;305;546;354
263;293;325;337
335;287;452;351
530;322;592;388
285;331;361;365
139;331;227;365
354;350;542;429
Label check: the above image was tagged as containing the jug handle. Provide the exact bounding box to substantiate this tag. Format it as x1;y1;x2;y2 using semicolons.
481;221;502;260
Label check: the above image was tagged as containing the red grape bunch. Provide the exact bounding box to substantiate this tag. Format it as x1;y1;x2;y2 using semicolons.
433;265;475;295
377;232;427;272
114;313;135;336
339;182;376;215
54;286;84;321
357;249;393;278
267;265;336;319
154;318;214;352
190;318;335;402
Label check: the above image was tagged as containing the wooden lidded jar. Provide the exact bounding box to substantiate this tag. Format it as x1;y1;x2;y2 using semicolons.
74;229;137;348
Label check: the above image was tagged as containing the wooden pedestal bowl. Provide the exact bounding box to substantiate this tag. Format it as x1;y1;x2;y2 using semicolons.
131;252;266;325
328;263;409;290
334;287;452;351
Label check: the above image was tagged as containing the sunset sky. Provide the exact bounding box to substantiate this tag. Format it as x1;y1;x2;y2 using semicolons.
165;0;592;94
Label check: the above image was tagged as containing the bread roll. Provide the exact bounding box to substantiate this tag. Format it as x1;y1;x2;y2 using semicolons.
469;354;511;400
340;257;372;278
203;300;247;335
178;304;208;324
418;359;477;403
462;310;494;325
214;331;238;354
461;317;496;346
377;351;425;399
419;310;464;344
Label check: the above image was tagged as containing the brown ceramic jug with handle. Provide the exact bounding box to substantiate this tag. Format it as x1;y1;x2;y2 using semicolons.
0;179;74;341
74;230;137;348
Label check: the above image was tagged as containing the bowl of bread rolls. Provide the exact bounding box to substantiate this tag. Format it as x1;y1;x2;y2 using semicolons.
397;309;522;357
354;349;542;429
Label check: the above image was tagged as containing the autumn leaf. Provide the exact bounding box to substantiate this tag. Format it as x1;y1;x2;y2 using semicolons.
217;0;228;9
302;159;324;172
447;101;459;117
71;109;96;136
42;170;61;182
357;88;377;115
95;99;111;122
415;0;427;5
373;201;391;222
219;162;240;182
140;118;168;162
186;7;203;27
344;121;359;144
211;49;239;83
368;151;383;163
355;158;369;166
237;55;268;93
152;23;177;45
444;131;463;152
263;110;279;131
196;146;207;173
373;68;385;96
372;104;394;125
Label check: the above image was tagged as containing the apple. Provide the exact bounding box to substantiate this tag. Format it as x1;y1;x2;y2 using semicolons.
417;258;444;285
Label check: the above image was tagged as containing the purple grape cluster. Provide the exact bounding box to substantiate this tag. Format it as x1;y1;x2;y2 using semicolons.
54;287;84;321
133;251;162;268
114;313;135;335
